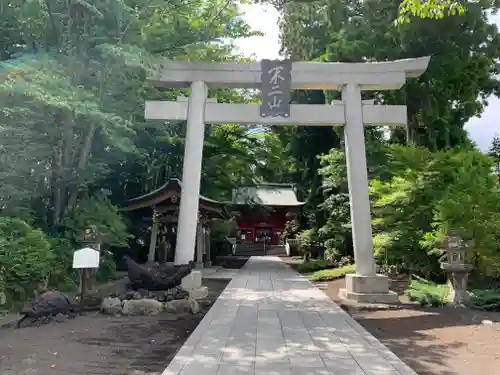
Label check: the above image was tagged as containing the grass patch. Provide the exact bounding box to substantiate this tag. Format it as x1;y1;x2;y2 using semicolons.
406;275;449;307
296;260;336;274
311;264;356;282
468;289;500;311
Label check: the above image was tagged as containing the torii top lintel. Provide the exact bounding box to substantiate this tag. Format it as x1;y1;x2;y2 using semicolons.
149;57;430;91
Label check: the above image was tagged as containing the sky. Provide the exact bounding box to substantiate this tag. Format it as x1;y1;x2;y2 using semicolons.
234;4;499;151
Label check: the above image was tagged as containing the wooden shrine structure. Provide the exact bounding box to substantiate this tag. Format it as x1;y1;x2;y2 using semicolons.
228;183;305;245
122;178;227;267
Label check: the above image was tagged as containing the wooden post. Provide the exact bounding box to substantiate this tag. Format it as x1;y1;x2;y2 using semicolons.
195;222;203;267
73;247;100;316
79;269;86;315
148;210;159;262
205;227;211;267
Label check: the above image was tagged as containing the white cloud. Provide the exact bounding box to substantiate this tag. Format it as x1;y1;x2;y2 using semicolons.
235;5;499;151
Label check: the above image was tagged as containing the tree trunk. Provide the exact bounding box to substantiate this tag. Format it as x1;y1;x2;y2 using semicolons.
64;122;96;213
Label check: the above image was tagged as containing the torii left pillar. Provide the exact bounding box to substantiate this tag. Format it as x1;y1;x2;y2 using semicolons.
175;82;207;265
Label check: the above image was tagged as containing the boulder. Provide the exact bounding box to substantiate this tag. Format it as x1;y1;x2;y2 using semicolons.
17;291;78;328
101;297;123;315
165;298;200;315
125;256;193;291
122;299;163;316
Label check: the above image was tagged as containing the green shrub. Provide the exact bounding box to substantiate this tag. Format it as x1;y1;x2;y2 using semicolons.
311;264;356;282
468;289;500;311
297;229;318;261
296;260;335;274
406;276;449;307
0;217;53;309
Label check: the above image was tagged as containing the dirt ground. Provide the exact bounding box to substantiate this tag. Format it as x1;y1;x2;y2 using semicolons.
319;277;500;375
0;278;229;375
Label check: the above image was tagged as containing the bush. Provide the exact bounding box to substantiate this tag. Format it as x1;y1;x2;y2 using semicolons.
0;217;53;309
311;264;356;282
297;229;319;261
406;276;449;307
468;289;500;311
296;260;335;274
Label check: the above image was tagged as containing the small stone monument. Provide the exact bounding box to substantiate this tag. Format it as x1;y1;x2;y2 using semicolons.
441;231;474;306
181;270;208;300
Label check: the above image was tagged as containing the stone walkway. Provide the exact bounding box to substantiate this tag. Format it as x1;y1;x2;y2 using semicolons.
163;257;417;375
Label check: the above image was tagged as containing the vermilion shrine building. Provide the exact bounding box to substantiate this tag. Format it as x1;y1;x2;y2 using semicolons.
228;183;304;246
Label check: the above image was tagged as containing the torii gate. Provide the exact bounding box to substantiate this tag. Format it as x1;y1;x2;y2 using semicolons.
145;57;430;303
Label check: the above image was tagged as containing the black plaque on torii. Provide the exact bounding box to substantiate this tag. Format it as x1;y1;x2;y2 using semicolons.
260;59;292;118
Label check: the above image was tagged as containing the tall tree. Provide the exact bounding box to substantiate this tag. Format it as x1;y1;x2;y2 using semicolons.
0;0;257;231
279;0;500;150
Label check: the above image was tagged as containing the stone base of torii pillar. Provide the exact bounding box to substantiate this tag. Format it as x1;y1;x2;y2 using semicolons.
338;274;398;304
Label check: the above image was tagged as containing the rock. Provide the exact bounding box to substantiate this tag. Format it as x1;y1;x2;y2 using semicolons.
54;313;67;323
126;291;142;300
17;291;78;328
137;289;152;298
165;299;189;314
188;286;208;300
129;371;146;375
81;292;104;310
122;299;163;316
189;298;201;314
180;271;207;300
165;298;200;314
100;297;122;315
172;286;189;300
181;271;202;290
482;319;494;325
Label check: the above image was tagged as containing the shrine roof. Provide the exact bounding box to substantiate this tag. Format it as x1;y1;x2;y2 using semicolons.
122;178;224;212
230;184;305;207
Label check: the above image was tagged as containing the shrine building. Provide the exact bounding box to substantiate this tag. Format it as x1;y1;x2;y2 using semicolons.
228;183;305;246
121;178;227;267
121;180;304;265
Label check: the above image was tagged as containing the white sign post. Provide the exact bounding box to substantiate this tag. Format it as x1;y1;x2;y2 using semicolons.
73;247;100;314
145;57;430;304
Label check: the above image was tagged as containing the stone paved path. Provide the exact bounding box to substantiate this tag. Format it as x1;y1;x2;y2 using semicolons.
163;257;417;375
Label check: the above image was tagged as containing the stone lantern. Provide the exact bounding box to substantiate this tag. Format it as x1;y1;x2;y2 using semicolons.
441;232;474;306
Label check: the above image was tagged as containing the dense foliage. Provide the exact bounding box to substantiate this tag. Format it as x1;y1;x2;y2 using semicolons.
0;0;264;310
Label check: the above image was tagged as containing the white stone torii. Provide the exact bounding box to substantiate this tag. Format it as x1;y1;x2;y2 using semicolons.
145;57;430;303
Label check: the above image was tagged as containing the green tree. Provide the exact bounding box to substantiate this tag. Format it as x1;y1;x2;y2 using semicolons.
488;134;500;179
280;0;500;150
0;0;262;307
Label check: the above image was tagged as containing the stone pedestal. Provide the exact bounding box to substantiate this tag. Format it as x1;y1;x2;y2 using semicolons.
181;270;208;300
338;273;399;304
442;263;473;306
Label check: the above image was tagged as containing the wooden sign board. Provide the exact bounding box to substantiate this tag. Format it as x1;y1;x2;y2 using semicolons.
72;247;100;269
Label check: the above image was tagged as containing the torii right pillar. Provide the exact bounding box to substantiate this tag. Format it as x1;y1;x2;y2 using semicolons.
338;83;398;303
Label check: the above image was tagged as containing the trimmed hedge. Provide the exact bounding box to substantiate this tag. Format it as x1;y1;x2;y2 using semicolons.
311;264;356;282
296;260;335;274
